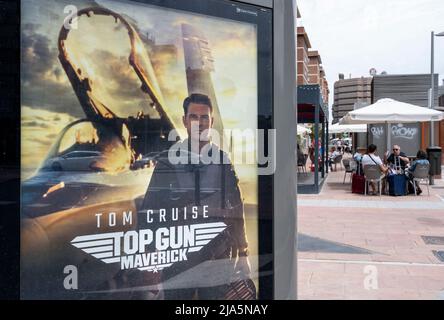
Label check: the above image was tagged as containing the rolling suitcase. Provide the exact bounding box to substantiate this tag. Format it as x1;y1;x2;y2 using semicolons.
352;173;365;194
387;174;407;196
351;160;365;194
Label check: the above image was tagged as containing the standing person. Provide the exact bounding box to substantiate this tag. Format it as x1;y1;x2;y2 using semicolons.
139;93;251;300
297;142;303;159
311;139;322;155
310;139;323;166
300;137;308;156
361;144;388;195
386;144;410;171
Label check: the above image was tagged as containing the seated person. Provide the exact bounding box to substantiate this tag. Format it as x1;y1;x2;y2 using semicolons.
336;139;343;153
353;147;366;162
361;144;388;195
386;144;410;170
406;150;430;195
328;147;341;170
353;147;366;174
344;140;351;154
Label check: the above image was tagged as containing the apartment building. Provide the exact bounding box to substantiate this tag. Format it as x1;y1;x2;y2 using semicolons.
297;26;311;86
439;83;444;107
320;66;329;105
308;50;321;84
332;76;372;124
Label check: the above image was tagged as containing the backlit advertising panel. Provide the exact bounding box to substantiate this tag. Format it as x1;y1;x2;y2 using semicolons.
20;0;273;299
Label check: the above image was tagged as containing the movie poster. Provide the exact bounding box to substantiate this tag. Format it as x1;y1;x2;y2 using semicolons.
21;0;260;299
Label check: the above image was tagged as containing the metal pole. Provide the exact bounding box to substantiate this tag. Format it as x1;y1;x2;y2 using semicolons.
428;90;435;185
430;31;435;185
321;120;325;178
314;103;319;193
326;121;329;174
430;31;435;147
386;122;391;160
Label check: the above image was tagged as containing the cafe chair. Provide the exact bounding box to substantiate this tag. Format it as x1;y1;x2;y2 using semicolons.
298;154;308;174
412;163;430;196
363;164;384;196
342;159;356;184
331;154;343;171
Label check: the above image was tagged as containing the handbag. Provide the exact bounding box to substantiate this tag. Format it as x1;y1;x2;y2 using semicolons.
225;277;257;300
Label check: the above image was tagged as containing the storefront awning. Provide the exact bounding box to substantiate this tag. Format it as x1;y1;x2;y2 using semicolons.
297;85;328;124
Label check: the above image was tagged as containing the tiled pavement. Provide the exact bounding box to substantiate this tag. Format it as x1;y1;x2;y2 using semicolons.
297;166;444;300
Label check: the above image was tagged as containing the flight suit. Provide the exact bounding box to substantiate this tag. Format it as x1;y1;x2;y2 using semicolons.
138;140;248;299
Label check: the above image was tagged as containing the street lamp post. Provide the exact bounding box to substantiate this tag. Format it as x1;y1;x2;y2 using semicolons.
430;31;444;146
429;31;444;185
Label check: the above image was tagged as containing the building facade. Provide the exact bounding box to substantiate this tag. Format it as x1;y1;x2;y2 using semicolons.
439;82;444;107
297;26;311;86
370;74;440;157
307;50;321;85
438;83;444;164
319;67;329;105
332;76;372;124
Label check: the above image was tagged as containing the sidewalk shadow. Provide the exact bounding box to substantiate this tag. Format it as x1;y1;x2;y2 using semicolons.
325;182;353;192
297;234;374;254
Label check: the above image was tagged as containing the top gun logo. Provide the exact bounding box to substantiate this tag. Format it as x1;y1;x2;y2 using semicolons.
71;222;227;273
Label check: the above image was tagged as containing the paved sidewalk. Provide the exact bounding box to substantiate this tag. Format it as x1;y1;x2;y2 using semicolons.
297;167;444;300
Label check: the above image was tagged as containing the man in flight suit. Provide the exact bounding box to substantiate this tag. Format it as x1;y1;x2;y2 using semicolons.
139;93;252;300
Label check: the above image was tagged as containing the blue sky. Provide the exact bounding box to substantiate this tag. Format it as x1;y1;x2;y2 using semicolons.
298;0;444;113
